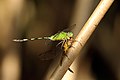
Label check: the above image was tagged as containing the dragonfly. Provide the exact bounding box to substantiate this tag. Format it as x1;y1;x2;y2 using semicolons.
13;24;76;52
13;31;74;52
13;24;76;73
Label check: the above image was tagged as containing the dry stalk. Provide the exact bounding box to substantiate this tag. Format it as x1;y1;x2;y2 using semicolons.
50;0;114;80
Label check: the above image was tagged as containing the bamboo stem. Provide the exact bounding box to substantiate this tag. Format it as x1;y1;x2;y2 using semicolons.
50;0;114;80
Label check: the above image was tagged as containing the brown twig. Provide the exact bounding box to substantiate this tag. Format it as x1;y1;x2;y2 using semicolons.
50;0;114;80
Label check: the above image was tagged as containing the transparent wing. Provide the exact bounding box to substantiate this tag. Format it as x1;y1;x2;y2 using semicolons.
55;24;76;34
62;24;76;32
39;50;58;60
39;41;62;60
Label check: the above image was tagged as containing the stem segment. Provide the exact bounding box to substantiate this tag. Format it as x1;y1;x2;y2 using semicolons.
50;0;114;80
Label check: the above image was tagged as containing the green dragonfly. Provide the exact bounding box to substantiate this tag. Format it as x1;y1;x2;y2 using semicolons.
13;24;76;53
13;24;76;73
13;31;73;42
13;31;73;52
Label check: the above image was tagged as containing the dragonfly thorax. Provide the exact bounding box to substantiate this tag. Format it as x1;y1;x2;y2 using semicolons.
48;31;74;41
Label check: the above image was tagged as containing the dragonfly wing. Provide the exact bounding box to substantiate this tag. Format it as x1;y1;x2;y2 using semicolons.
62;24;76;32
54;24;76;35
39;50;55;60
39;46;62;60
39;50;60;60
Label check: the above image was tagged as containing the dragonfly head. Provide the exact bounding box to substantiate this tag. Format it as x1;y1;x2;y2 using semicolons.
67;32;73;38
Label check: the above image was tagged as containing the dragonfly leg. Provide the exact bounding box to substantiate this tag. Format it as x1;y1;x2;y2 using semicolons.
61;39;66;47
57;39;67;50
56;40;63;47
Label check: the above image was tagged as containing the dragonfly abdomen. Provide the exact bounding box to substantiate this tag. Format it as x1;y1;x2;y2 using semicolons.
13;37;44;42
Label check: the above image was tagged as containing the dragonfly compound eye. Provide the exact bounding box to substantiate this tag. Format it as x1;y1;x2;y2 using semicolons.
67;32;73;37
